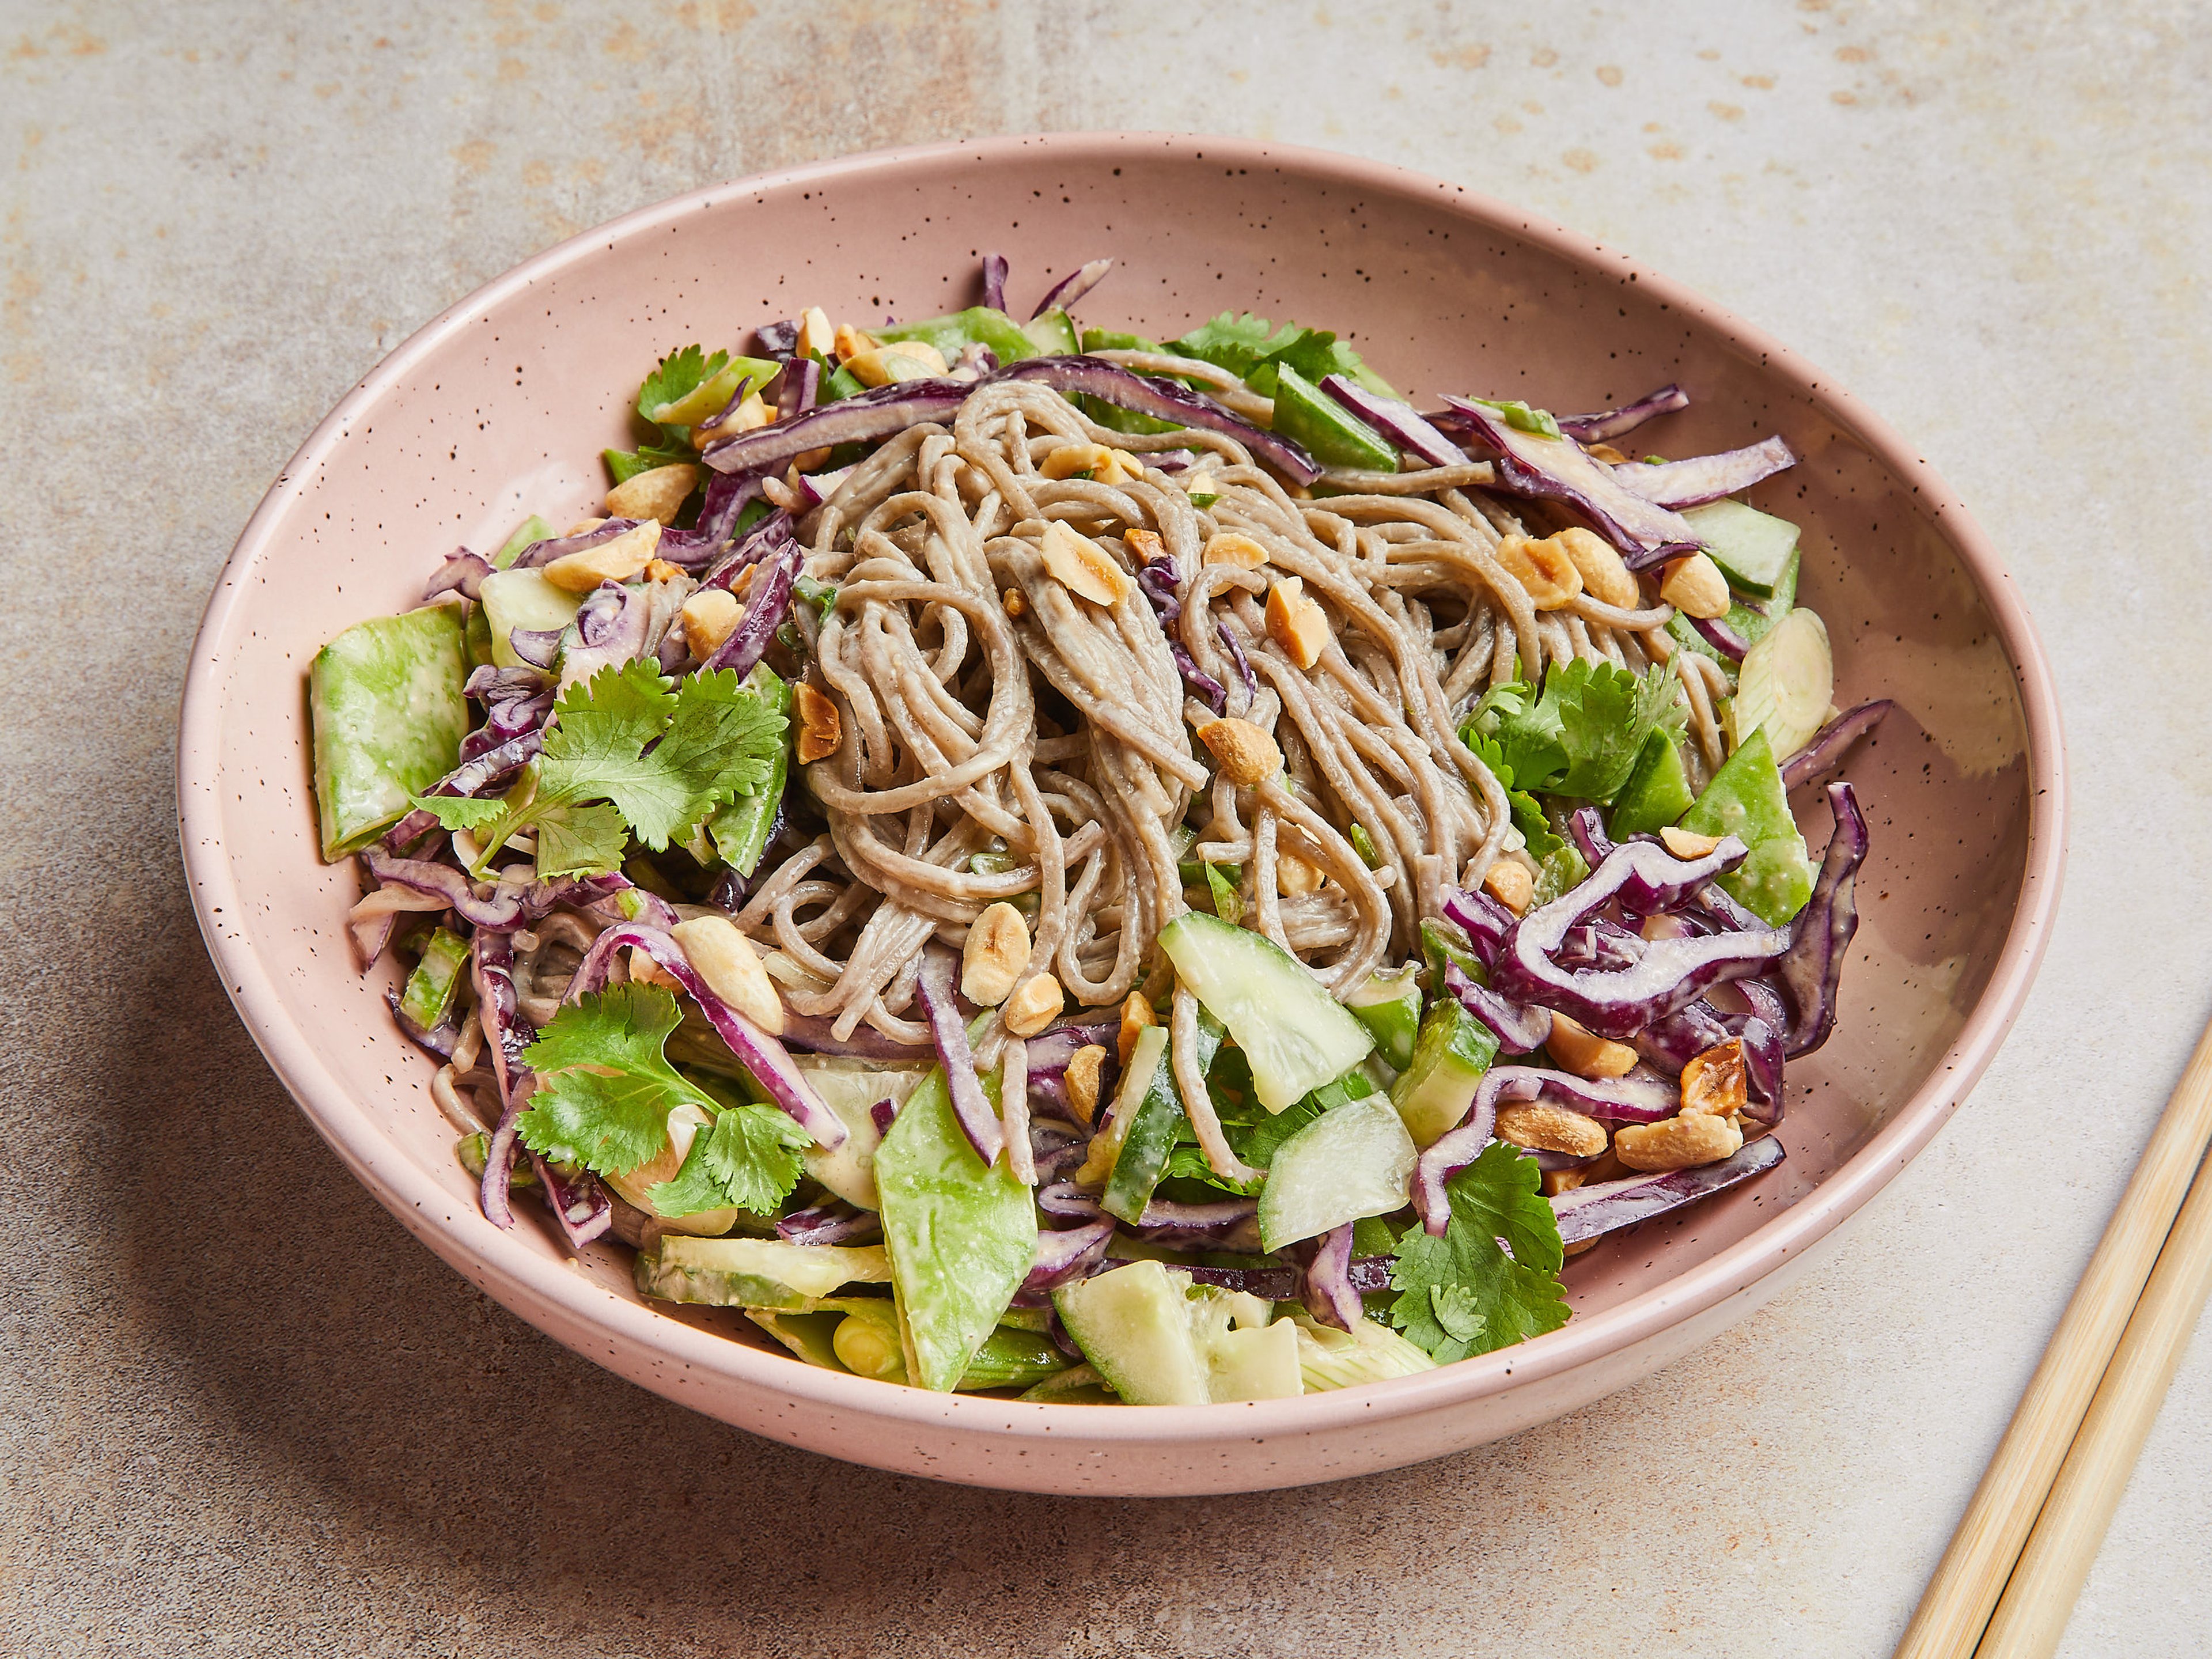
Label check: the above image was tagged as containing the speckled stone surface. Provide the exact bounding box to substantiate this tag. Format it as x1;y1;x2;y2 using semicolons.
1;3;2205;1654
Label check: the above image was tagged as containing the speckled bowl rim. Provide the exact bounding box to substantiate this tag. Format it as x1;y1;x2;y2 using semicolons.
179;131;2066;1464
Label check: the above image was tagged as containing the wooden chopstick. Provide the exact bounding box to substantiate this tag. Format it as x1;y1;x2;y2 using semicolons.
1976;1146;2212;1657
1892;1010;2212;1659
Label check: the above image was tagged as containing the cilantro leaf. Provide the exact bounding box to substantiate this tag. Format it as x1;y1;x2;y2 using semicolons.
637;344;729;426
516;983;712;1177
647;1101;810;1217
1388;1142;1569;1361
1468;660;1684;804
407;793;509;831
531;801;630;879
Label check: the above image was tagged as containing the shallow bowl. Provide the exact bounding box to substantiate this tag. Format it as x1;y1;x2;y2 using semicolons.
179;132;2064;1494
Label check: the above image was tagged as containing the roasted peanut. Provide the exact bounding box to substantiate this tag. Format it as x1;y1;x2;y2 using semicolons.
1040;442;1113;480
692;392;772;449
1122;527;1166;566
1198;717;1281;787
1547;1012;1639;1080
679;588;743;660
1038;520;1134;606
1002;586;1028;618
541;520;662;592
1494;1101;1609;1158
1202;532;1269;569
1680;1039;1748;1118
1660;551;1732;619
1614;1111;1743;1172
628;946;683;993
1265;575;1330;669
564;516;607;536
1554;527;1638;609
1482;855;1535;916
668;916;785;1035
1542;1167;1587;1198
1001;972;1066;1037
793;681;842;764
1065;1044;1109;1126
1117;991;1157;1067
643;558;685;585
794;308;835;359
961;902;1031;1007
1495;532;1585;609
831;321;878;362
1585;441;1631;465
605;462;699;526
1659;825;1724;859
1276;849;1327;895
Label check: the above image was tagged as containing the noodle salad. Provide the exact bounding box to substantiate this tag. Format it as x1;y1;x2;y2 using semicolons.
308;254;1883;1402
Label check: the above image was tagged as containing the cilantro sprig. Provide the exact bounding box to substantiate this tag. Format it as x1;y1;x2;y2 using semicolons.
1464;659;1685;805
412;660;786;879
1388;1142;1569;1361
648;1099;810;1217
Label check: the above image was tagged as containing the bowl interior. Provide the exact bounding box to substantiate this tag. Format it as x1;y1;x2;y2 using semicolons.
183;137;2044;1416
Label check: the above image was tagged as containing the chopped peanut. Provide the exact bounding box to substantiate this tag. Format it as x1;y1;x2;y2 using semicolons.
843;342;949;387
692;391;773;449
1680;1039;1748;1118
1660;825;1724;859
1198;717;1281;787
1553;527;1639;609
831;321;878;362
1037;520;1134;606
541;520;662;592
1276;849;1327;896
1482;856;1535;915
1542;1168;1586;1198
1585;441;1631;465
1265;575;1330;669
1660;551;1732;619
1615;1110;1743;1172
1040;442;1114;480
795;308;835;359
1547;1012;1639;1081
1495;533;1584;609
629;946;682;993
643;558;684;585
1001;972;1065;1037
1102;449;1145;484
605;463;699;526
793;681;842;764
680;588;743;660
1203;532;1269;569
1117;992;1157;1067
1065;1044;1109;1126
668;916;785;1035
961;902;1031;1008
1122;527;1166;566
564;516;607;536
1002;586;1028;618
1495;1102;1610;1158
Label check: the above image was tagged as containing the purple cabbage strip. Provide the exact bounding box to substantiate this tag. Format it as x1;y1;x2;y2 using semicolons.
869;1098;897;1136
777;1200;882;1245
980;253;1009;314
1317;374;1465;467
1611;434;1797;510
1556;384;1692;444
1023;1023;1116;1077
952;343;999;381
1294;1224;1364;1332
1144;449;1199;472
1566;805;1617;869
473;933;532;1231
1440;884;1517;971
1170;644;1228;715
1631;998;1733;1077
995;357;1320;484
1022;1219;1116;1294
464;665;551;702
1217;622;1257;707
1031;257;1111;319
361;846;525;930
777;1010;934;1063
914;946;1005;1167
509;517;645;571
1442;961;1551;1054
753;318;800;359
507;627;562;671
562;922;847;1149
793;465;853;510
384;728;545;852
1552;1133;1786;1245
700;539;800;681
558;581;653;687
1414;1066;1671;1234
1036;1180;1101;1222
423;548;492;603
693;469;771;553
1556;919;1644;972
1175;1257;1395;1300
1782;700;1895;792
527;1152;613;1251
1689;613;1753;663
1441;396;1702;567
774;357;822;422
1776;783;1869;1057
700;505;794;593
1127;1196;1261;1249
700;378;971;475
1734;978;1788;1118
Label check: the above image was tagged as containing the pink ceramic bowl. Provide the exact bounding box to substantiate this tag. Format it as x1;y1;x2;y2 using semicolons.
179;133;2063;1495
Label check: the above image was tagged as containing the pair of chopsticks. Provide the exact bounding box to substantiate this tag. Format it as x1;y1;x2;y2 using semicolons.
1893;1013;2212;1658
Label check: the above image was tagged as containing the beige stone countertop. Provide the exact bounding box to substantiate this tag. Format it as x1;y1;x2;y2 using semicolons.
3;2;2206;1653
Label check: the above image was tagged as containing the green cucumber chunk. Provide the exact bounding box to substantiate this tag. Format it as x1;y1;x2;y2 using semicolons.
707;665;793;877
1727;608;1834;762
879;306;1044;366
632;1237;891;1311
1103;1022;1187;1225
1257;1092;1418;1252
1021;308;1080;357
1683;499;1798;597
1344;964;1423;1071
479;567;585;671
1679;728;1813;924
1269;362;1398;472
1157;911;1374;1113
493;514;556;570
1052;1262;1298;1405
463;600;494;673
309;604;471;860
1608;730;1698;839
1288;1308;1439;1389
874;1065;1037;1391
1391;998;1501;1148
398;927;470;1032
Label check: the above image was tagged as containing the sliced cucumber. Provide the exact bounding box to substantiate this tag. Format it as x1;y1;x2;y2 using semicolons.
479;567;585;670
1257;1093;1418;1252
790;1055;929;1211
309;604;472;859
1289;1309;1439;1390
633;1236;890;1310
1271;362;1397;472
1345;964;1424;1072
491;513;556;570
1158;912;1374;1113
1021;308;1080;356
1206;1316;1304;1403
1104;1020;1192;1225
1679;728;1813;925
1728;607;1833;762
1683;498;1799;597
397;926;470;1032
1052;1260;1298;1405
1391;998;1501;1147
